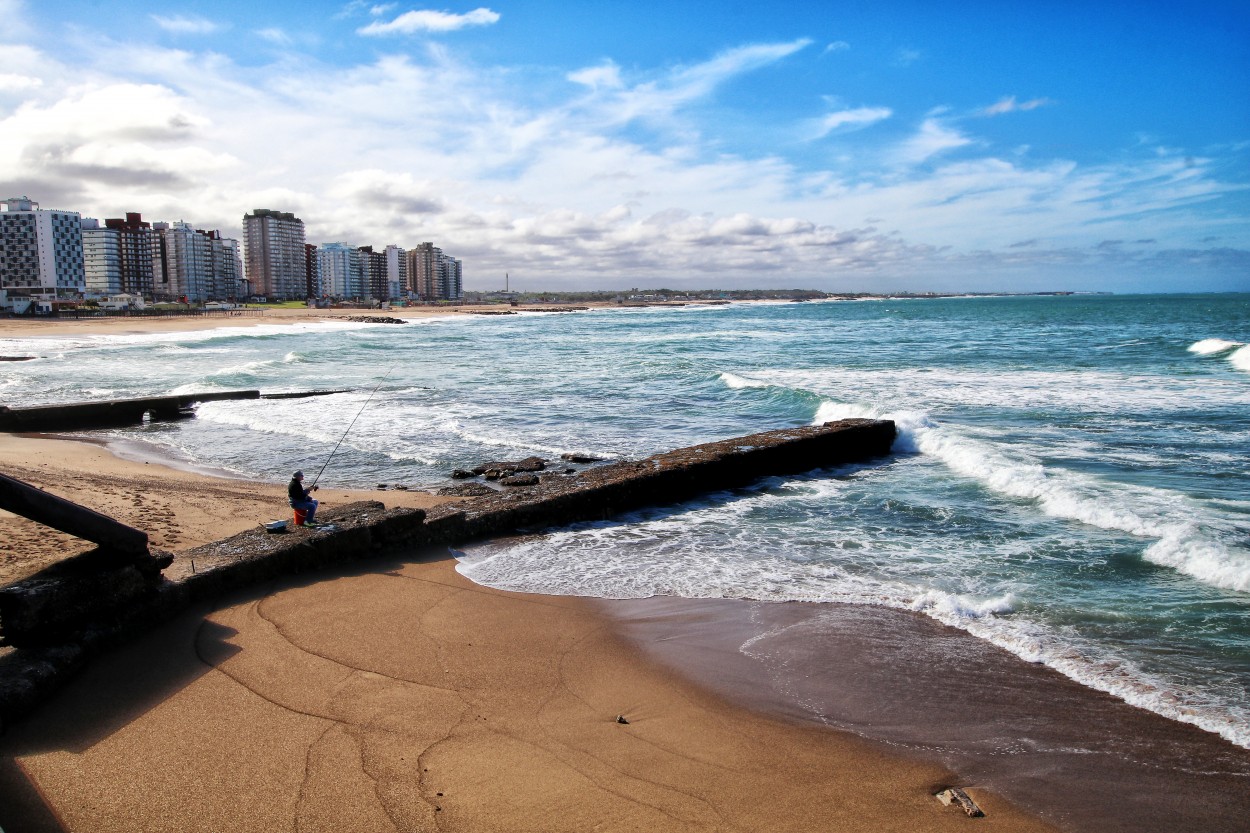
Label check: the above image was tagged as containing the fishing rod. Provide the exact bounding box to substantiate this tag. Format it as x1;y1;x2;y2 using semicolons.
310;364;397;489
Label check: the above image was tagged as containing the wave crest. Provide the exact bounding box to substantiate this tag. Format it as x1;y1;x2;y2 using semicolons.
1230;345;1250;373
1188;338;1242;355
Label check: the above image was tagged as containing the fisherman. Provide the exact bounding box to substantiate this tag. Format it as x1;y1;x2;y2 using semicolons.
288;470;319;526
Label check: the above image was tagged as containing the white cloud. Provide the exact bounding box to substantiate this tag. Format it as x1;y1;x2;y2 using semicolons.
983;95;1054;116
357;7;500;36
568;62;623;90
256;28;293;46
895;118;974;164
822;41;850;54
589;40;811;126
150;15;223;35
813;106;892;138
0;72;42;92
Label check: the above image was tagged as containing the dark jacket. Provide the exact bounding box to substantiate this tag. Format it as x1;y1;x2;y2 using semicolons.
288;477;311;504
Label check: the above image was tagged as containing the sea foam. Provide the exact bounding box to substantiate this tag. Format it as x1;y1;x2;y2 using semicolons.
1230;345;1250;373
1188;338;1243;355
811;399;1250;595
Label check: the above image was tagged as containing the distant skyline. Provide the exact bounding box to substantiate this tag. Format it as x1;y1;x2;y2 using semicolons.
1;0;1247;293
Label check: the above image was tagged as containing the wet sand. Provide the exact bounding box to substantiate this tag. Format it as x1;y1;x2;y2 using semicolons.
608;597;1250;833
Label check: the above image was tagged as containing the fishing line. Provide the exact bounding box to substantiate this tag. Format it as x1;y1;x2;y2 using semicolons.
310;363;397;488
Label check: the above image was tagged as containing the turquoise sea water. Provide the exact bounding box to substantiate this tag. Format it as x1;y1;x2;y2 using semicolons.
3;293;1248;748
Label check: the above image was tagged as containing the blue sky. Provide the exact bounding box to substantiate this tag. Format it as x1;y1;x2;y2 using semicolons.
1;0;1246;292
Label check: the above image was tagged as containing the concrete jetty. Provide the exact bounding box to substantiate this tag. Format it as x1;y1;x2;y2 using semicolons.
0;389;349;432
0;418;895;724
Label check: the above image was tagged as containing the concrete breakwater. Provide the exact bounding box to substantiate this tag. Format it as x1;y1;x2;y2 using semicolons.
0;418;894;724
0;389;349;431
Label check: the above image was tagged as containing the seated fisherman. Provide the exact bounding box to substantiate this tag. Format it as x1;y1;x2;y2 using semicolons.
288;470;319;525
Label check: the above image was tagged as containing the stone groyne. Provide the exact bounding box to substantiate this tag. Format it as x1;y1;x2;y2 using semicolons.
0;389;349;432
0;418;895;726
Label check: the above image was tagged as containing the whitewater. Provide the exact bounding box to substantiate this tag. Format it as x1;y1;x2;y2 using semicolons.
2;292;1248;748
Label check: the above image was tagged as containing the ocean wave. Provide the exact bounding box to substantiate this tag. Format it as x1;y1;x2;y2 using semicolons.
1231;345;1250;373
1143;529;1250;593
443;419;570;457
948;610;1250;749
811;400;1250;594
203;359;281;379
760;366;1250;415
909;589;1017;619
168;382;232;396
1188;338;1243;355
720;372;771;390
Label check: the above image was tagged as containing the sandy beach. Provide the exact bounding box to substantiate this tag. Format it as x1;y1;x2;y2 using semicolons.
0;431;1062;832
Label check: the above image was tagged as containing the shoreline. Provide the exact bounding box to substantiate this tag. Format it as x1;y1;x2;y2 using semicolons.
0;300;733;340
602;595;1250;833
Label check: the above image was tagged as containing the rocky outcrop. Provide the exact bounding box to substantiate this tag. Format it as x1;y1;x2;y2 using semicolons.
936;788;985;817
438;482;496;497
342;316;406;324
474;457;547;480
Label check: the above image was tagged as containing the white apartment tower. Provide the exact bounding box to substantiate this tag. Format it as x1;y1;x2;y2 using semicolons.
0;196;85;297
317;242;365;299
243;209;307;300
385;245;407;300
80;218;123;295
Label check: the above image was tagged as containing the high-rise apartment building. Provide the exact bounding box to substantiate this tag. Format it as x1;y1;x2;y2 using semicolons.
103;213;155;298
304;243;319;298
385;245;407;299
152;222;244;302
0;196;85;297
80;218;123;295
407;242;462;302
358;245;389;301
444;255;463;301
317;242;365;298
243;209;307;300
